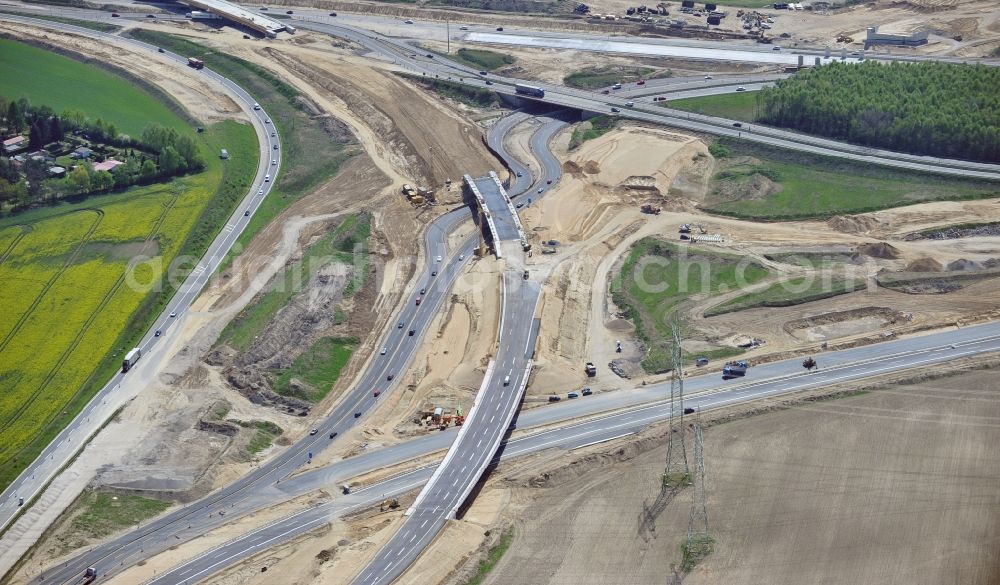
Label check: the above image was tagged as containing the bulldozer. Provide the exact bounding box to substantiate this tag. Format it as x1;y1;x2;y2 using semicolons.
640;203;661;215
380;498;400;511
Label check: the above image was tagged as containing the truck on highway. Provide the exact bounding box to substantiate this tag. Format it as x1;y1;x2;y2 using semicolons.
515;84;545;98
83;567;97;584
187;57;204;69
122;347;142;373
722;360;748;378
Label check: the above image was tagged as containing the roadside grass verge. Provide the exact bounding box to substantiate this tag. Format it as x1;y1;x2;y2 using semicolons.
611;238;768;372
452;48;514;71
124;29;359;254
703;138;1000;220
463;526;515;585
217;214;370;352
52;490;171;555
0;10;121;32
396;72;498;107
272;336;359;402
229;419;284;454
666;90;760;121
705;276;864;317
564;66;657;89
569;115;616;150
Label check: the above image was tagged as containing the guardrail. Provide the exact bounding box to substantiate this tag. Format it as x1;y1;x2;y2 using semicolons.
488;171;530;251
405;356;497;517
463;174;502;259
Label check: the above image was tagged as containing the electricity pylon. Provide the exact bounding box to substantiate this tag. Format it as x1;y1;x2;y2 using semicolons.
638;324;689;539
684;420;714;571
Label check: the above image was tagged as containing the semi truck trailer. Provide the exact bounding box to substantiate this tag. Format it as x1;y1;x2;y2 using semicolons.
514;84;545;98
122;348;142;373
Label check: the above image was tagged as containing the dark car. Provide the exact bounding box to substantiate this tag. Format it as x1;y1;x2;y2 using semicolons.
244;210;251;216
408;329;415;336
683;407;696;415
420;288;426;294
154;330;161;337
496;26;504;31
146;14;156;18
158;48;165;53
329;12;338;16
329;432;337;439
485;80;493;85
354;412;361;418
479;71;487;76
397;321;404;329
581;387;592;396
387;374;395;381
567;392;579;399
695;357;709;366
426;53;434;58
431;271;437;277
373;390;381;398
732;122;743;128
548;395;561;402
111;12;120;17
286;10;294;14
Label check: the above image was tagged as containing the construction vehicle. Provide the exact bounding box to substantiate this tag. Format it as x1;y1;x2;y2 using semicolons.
380;498;400;511
836;34;854;43
722;360;748;378
679;223;707;234
121;347;142;373
187;57;204;69
585;362;597;377
640;203;661;215
83;567;97;584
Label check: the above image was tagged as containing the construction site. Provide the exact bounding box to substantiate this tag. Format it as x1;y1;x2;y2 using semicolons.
0;0;999;583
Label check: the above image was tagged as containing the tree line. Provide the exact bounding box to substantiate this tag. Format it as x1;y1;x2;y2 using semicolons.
1;97;205;208
757;61;999;164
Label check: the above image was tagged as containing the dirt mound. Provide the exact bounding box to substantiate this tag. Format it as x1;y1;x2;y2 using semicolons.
827;214;882;235
784;306;906;333
562;160;585;178
621;175;658;190
582;160;601;175
856;242;901;259
715;172;781;201
905;257;943;272
947;258;982;271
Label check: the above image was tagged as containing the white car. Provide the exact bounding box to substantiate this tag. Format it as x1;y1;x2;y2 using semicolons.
435;255;442;262
380;347;387;355
704;75;713;80
265;119;271;124
460;25;469;30
404;19;413;24
253;103;261;110
258;189;264;195
169;311;177;318
459;254;465;260
271;159;277;165
736;86;746;91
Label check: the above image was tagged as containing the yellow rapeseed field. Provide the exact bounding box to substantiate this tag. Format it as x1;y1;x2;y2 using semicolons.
0;153;224;465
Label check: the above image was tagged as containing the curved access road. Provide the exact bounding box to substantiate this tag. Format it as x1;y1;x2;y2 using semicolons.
0;13;279;544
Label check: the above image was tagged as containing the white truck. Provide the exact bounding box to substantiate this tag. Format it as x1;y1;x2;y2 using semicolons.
122;347;142;373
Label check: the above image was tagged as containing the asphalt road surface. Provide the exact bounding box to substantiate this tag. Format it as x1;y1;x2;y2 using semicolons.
350;271;541;585
147;321;1000;584
0;13;280;538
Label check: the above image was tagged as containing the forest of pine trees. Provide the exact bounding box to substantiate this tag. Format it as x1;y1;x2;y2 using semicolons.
757;61;999;163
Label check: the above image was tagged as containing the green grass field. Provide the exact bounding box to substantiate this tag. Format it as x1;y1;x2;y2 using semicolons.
0;10;121;32
704;276;864;317
569;115;616;150
452;48;514;71
611;238;768;372
273;336;358;402
0;41;258;489
0;38;187;136
54;490;170;554
704;139;1000;220
667;90;760;121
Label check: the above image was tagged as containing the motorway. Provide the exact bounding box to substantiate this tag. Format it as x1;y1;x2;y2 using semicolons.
0;12;281;539
143;321;1000;584
4;7;1000;584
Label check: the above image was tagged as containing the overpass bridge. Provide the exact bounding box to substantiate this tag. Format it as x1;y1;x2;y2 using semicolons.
179;0;291;37
463;172;530;258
